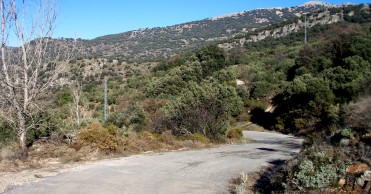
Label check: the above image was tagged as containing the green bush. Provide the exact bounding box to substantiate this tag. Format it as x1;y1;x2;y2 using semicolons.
196;44;227;76
292;160;338;189
106;112;126;128
56;90;73;106
270;29;371;136
340;128;353;138
158;80;242;141
287;147;349;190
0;121;16;146
272;74;335;133
124;103;149;131
236;85;249;99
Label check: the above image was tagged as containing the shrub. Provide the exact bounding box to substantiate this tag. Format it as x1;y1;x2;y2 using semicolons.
292;160;338;189
236;111;251;122
106;112;126;128
0;121;16;146
281;145;349;191
126;131;175;152
234;172;248;194
227;127;243;140
124;103;149;131
236;85;249;99
341;96;371;136
272;75;335;134
56;90;73;106
185;133;210;144
88;103;95;110
158;130;178;145
196;44;227;76
78;123;124;153
158;80;242;141
340;128;353;138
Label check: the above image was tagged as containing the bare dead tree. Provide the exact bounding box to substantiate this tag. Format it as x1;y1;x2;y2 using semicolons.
70;80;82;126
53;80;82;145
0;0;75;150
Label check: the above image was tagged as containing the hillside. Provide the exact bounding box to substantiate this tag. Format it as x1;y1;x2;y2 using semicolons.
58;3;369;86
1;1;370;193
67;2;366;62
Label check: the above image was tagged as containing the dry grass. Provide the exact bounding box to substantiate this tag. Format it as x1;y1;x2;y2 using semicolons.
0;128;249;192
0;130;214;172
231;121;269;132
230;168;268;194
245;124;268;132
124;130;213;154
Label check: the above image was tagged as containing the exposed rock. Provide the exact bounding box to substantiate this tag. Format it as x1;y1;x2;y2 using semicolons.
356;170;371;188
220;10;343;50
58;3;356;62
236;79;245;86
340;138;351;146
302;1;333;7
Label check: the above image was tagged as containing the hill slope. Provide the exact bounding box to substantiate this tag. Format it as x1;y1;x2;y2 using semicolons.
70;2;357;62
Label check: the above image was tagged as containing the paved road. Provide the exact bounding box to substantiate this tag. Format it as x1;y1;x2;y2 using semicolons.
5;131;303;194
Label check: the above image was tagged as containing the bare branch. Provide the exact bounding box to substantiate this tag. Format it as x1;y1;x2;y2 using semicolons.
0;0;75;150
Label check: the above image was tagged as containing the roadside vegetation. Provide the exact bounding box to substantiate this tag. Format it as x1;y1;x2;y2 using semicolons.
230;5;371;193
0;38;246;172
0;2;370;193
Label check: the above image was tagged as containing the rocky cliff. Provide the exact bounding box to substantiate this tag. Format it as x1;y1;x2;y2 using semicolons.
219;10;344;50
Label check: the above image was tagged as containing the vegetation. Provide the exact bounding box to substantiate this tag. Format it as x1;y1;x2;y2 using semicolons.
144;45;243;141
271;23;370;137
234;9;370;194
0;2;370;193
0;0;75;151
48;3;365;62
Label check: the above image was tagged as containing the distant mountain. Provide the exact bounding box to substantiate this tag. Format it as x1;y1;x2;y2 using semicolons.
67;2;369;62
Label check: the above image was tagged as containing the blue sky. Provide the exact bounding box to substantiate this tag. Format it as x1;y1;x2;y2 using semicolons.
31;0;371;40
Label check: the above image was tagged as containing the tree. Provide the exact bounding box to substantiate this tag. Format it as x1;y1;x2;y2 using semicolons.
158;80;242;141
196;44;227;76
272;74;334;133
0;0;75;150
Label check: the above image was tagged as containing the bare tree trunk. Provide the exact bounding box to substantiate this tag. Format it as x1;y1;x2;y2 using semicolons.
71;83;81;126
76;100;80;126
0;0;75;150
17;111;27;150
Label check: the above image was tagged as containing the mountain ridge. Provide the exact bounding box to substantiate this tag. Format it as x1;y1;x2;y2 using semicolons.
62;2;370;62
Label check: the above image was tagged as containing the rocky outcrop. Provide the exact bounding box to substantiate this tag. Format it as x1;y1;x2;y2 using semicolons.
219;11;343;50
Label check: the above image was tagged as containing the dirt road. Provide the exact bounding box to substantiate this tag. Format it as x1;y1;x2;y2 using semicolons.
4;131;303;194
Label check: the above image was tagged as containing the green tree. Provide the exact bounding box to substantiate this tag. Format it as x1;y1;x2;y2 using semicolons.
273;74;334;133
157;80;242;141
196;45;227;76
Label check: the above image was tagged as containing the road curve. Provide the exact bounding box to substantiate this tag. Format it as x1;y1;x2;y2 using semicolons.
4;131;303;194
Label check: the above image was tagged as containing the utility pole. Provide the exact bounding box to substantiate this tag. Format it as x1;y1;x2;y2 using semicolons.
304;14;308;44
104;76;108;126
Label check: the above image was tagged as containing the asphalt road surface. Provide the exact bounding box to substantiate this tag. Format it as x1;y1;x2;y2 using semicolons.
5;131;303;194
